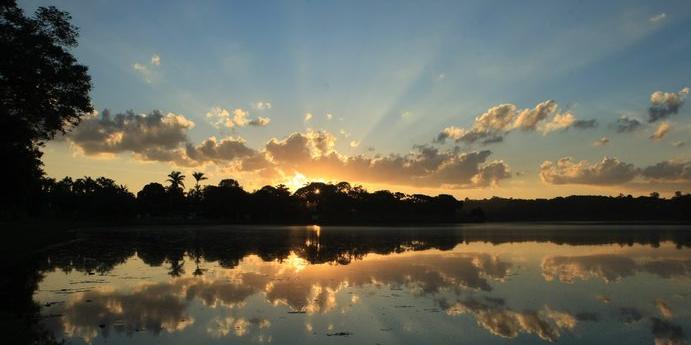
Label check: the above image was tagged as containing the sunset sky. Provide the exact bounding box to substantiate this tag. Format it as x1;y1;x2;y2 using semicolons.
19;0;691;198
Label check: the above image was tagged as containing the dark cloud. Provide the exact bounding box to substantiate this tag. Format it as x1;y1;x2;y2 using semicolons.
648;87;689;122
613;115;642;133
69;109;194;156
572;119;598;129
619;307;643;324
651;317;686;345
186;137;257;163
642;160;691;182
575;312;600;322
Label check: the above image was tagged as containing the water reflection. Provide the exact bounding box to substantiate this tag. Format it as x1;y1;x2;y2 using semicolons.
25;225;691;344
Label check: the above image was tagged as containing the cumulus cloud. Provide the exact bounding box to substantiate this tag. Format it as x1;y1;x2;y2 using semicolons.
67;109;515;189
206;107;270;129
304;113;313;121
650;121;671;140
641;160;691;182
69;109;194;158
349;140;360;148
541;112;576;133
261;131;511;188
185;136;257;163
435;101;595;145
326;113;333;120
593;137;610;147
539;157;638;185
614;115;643;133
648;87;689;122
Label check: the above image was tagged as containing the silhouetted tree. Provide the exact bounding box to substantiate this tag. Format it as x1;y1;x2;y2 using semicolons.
1;1;92;219
137;183;168;216
167;171;186;191
202;179;248;220
192;171;207;188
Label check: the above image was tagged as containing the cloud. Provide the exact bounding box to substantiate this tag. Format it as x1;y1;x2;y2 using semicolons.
206;107;270;129
151;54;161;66
651;318;685;345
614;115;643;133
641;160;691;182
185;136;257;163
349;140;360;148
673;141;685;148
593;137;609;147
262;132;511;188
435;101;595;144
67;110;514;189
656;300;673;319
650;121;671;140
572;119;599;129
133;55;161;82
539;157;638;185
541;112;576;133
248;117;271;127
339;129;351;138
69;109;194;158
648;87;689;122
649;13;667;23
133;63;153;83
253;101;272;110
304;113;313;121
326;113;333;120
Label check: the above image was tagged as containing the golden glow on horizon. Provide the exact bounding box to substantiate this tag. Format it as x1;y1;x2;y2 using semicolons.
285;173;307;192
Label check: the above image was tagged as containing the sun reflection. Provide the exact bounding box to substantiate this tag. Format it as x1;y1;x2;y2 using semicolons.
311;224;321;237
283;252;309;272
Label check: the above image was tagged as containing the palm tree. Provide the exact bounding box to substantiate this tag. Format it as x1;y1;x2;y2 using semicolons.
167;171;185;191
192;171;207;188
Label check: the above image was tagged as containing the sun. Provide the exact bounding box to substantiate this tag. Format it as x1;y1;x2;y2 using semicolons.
284;172;328;192
285;172;308;192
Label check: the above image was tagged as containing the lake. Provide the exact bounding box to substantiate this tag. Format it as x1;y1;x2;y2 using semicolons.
23;224;691;344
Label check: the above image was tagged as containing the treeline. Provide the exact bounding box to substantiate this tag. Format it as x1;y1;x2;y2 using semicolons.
463;194;691;222
34;171;463;224
27;171;691;224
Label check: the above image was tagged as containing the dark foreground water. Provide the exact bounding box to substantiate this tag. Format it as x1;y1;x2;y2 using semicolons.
23;224;691;344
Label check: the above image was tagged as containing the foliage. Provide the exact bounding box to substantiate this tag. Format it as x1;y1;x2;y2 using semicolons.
1;0;92;219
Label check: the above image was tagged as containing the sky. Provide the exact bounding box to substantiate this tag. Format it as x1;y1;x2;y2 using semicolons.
19;0;691;199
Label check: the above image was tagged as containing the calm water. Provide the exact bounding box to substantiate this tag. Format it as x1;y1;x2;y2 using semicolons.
28;224;691;344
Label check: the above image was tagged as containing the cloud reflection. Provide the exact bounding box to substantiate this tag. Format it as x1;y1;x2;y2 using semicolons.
441;297;576;342
542;254;691;283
